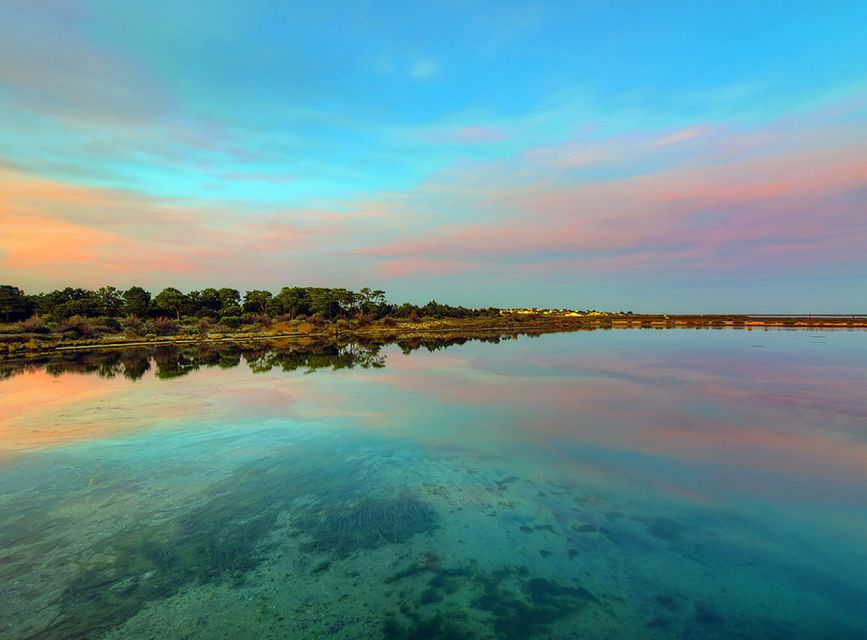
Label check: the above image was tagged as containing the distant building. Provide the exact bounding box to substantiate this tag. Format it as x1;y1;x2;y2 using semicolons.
500;307;604;317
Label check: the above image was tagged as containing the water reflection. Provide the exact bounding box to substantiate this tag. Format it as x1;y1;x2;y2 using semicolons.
0;335;516;381
1;330;866;639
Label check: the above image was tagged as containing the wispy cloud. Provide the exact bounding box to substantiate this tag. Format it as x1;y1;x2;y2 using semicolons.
216;171;296;185
652;126;712;148
433;126;507;145
0;166;380;290
410;57;439;79
0;2;170;127
1;1;865;309
359;94;867;280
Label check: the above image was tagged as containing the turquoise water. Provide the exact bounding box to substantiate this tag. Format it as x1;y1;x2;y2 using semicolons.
1;329;866;639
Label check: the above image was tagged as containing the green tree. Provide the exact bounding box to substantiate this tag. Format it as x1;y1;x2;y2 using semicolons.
34;289;68;317
194;288;222;317
243;289;273;314
154;287;188;320
356;287;387;316
123;286;152;317
272;287;310;318
308;288;351;320
35;288;97;319
217;288;241;310
0;285;33;321
95;286;124;317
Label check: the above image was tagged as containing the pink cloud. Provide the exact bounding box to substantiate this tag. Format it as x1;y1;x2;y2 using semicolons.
374;257;477;278
3;91;865;292
652;125;711;147
453;126;507;144
361;101;867;278
429;125;507;145
0;170;206;278
0;167;368;289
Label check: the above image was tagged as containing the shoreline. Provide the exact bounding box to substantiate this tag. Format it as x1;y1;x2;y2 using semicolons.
2;314;866;360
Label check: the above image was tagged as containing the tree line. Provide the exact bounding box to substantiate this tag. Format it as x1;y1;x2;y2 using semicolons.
0;284;500;325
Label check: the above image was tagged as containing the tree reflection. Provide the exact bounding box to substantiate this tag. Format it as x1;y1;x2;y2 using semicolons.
0;334;519;382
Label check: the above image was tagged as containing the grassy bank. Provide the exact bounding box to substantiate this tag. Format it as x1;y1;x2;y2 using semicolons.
2;314;865;360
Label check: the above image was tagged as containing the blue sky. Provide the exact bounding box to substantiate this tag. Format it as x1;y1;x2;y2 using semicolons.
1;0;866;311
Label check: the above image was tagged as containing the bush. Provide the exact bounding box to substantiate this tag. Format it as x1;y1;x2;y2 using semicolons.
197;318;213;333
149;316;178;336
96;316;121;331
220;315;242;329
241;312;270;326
16;317;50;334
121;315;145;335
407;310;420;323
220;304;243;318
381;316;397;327
58;315;95;337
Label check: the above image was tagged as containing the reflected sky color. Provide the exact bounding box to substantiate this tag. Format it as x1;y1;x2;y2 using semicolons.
2;330;867;638
1;1;866;310
3;330;866;506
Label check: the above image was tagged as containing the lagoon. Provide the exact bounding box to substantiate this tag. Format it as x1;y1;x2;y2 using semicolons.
1;329;866;639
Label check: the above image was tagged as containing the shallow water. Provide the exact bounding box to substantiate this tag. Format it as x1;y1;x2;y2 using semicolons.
1;329;866;639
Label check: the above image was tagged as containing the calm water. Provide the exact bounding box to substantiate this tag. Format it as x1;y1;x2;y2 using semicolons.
1;329;866;639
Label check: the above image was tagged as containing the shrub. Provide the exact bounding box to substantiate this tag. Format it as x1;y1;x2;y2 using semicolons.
220;315;242;329
220;304;243;318
58;315;95;337
149;316;178;336
16;317;50;334
241;312;270;326
95;316;121;331
294;321;314;333
121;315;145;335
407;310;420;323
381;316;397;327
197;318;213;333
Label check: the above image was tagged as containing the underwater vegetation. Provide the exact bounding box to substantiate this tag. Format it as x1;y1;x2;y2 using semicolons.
472;568;602;639
296;494;439;557
37;483;283;639
24;446;439;640
6;440;865;639
383;608;475;640
381;556;605;640
5;330;867;640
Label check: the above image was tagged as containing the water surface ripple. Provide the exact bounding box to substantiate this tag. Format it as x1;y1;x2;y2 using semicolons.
1;329;865;638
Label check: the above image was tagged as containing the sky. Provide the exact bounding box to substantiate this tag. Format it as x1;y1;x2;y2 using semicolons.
0;0;865;312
